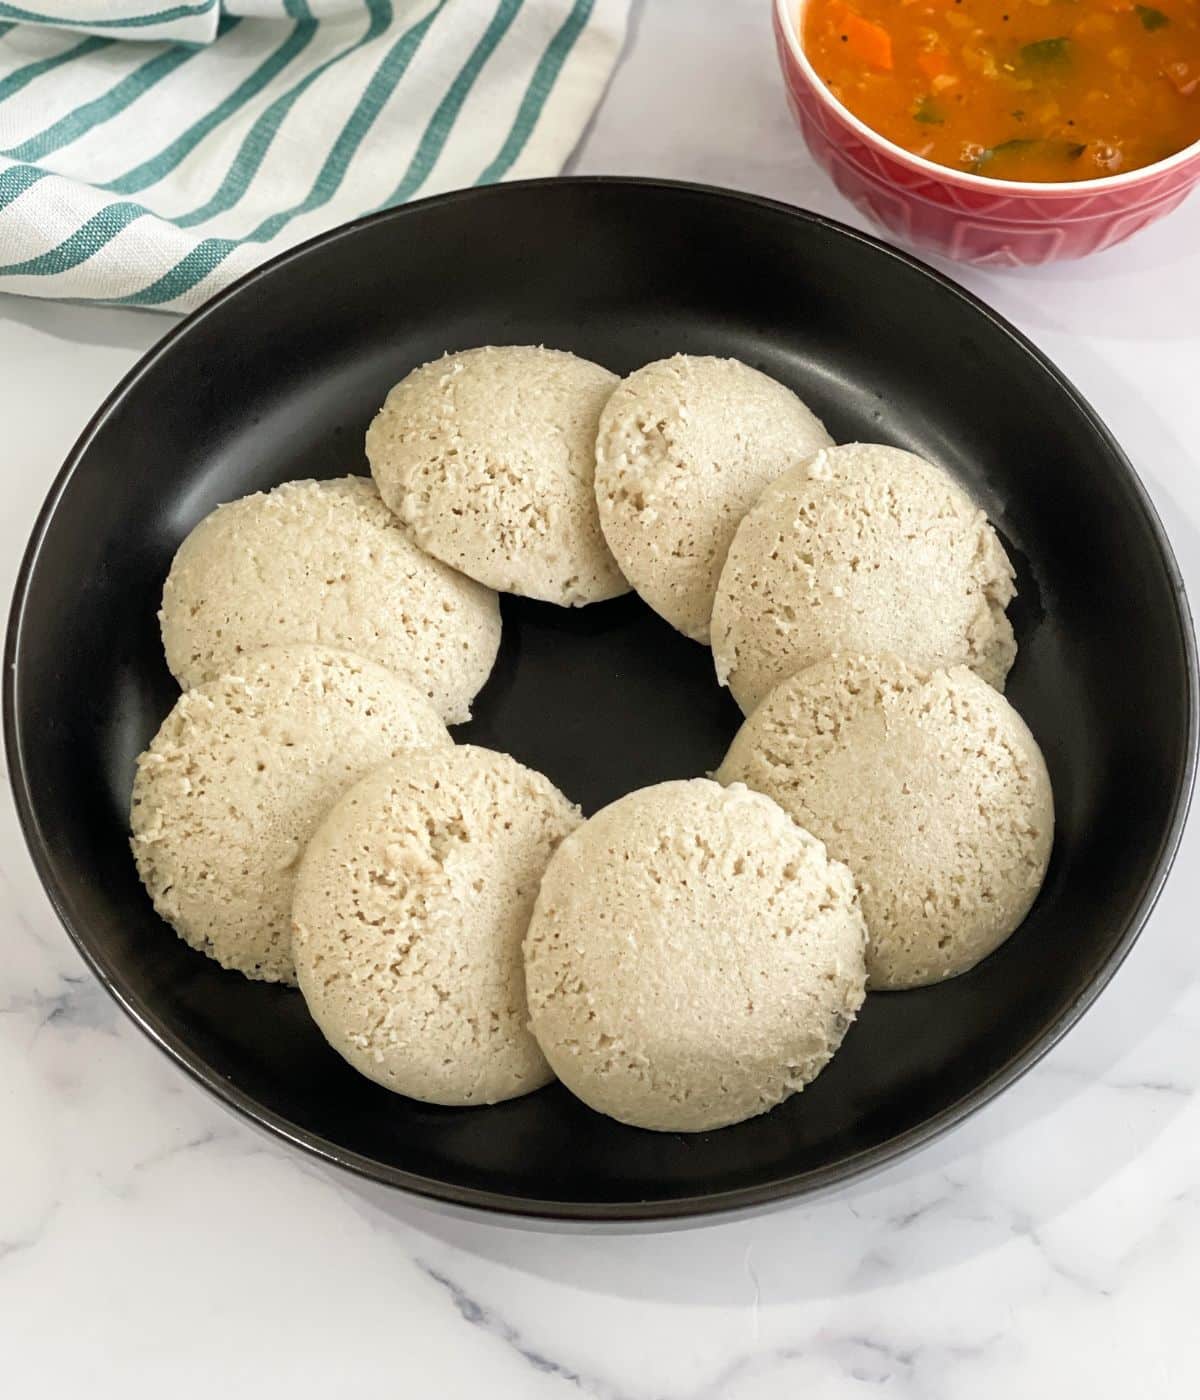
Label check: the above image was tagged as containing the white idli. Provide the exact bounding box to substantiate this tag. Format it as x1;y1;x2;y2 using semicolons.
366;346;628;606
595;355;831;642
523;779;867;1132
710;443;1017;713
158;478;495;728
718;653;1054;990
160;476;501;724
293;745;580;1106
129;645;450;984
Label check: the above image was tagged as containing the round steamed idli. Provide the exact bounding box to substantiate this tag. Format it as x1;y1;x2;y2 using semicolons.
523;779;867;1132
129;645;450;984
293;745;580;1106
595;355;832;642
159;476;500;725
365;346;628;606
710;443;1017;714
717;653;1054;990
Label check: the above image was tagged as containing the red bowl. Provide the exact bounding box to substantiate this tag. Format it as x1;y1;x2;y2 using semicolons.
774;0;1200;265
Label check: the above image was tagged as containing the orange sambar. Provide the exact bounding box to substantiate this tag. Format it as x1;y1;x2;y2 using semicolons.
803;0;1200;181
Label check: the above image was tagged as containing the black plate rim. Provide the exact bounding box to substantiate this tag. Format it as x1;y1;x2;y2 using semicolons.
6;176;1198;1224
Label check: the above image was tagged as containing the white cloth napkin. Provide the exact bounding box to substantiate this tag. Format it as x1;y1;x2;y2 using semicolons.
0;0;628;310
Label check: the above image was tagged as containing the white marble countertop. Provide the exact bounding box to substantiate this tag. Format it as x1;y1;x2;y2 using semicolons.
2;1;1199;1393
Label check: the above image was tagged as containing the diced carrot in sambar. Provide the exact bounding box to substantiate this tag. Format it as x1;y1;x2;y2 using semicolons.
842;12;895;70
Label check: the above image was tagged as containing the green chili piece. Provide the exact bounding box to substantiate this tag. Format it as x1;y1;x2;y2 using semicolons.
1019;36;1072;70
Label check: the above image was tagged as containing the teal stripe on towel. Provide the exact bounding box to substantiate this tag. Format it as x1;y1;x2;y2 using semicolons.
476;0;593;185
120;0;448;305
0;2;214;30
0;199;146;276
102;5;316;194
380;0;523;208
0;160;49;211
0;34;113;106
173;0;395;228
3;22;233;162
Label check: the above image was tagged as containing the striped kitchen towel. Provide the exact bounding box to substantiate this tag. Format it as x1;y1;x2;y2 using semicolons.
0;0;628;311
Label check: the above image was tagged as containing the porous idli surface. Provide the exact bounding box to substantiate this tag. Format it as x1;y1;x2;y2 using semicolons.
711;443;1017;714
718;653;1054;990
160;476;500;725
293;745;580;1106
366;346;628;606
595;355;831;642
523;779;867;1132
129;645;450;984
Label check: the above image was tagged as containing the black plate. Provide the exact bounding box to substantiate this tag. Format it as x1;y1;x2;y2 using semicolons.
6;179;1196;1223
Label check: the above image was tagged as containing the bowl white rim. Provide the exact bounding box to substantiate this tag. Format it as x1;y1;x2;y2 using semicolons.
776;0;1200;196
